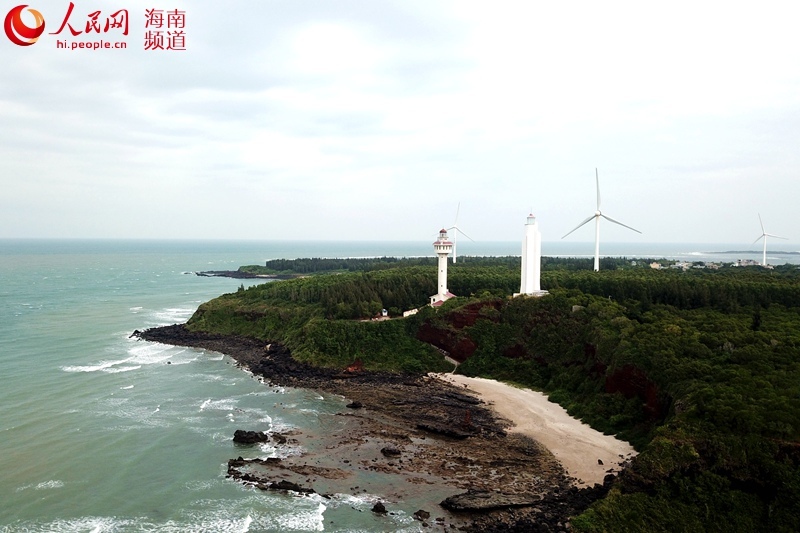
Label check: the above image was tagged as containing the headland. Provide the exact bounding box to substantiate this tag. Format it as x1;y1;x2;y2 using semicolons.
135;257;800;531
135;324;619;531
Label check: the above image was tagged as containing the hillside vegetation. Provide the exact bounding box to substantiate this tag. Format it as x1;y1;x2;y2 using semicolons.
187;258;800;532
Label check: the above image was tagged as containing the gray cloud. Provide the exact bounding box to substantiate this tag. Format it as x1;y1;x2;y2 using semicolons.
1;0;799;245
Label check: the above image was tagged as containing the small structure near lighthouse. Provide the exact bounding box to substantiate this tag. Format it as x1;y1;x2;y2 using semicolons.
430;228;456;307
515;213;549;298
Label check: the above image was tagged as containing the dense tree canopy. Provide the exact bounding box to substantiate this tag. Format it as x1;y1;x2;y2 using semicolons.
188;260;800;532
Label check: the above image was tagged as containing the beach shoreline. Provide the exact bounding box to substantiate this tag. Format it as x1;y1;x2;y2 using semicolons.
135;324;622;530
435;374;637;488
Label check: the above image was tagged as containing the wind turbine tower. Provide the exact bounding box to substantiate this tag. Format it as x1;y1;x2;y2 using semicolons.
430;228;456;306
515;213;549;297
562;169;641;271
753;213;788;267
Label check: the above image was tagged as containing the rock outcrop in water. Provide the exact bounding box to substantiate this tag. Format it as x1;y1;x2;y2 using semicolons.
232;430;270;444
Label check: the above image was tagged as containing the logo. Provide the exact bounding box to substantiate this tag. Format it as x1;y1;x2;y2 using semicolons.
4;4;45;46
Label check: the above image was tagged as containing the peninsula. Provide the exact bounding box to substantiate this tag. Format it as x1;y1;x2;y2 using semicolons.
140;256;800;532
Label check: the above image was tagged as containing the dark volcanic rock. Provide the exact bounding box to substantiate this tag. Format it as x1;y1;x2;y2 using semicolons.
346;401;363;409
371;502;388;514
413;509;431;521
135;324;618;533
465;476;617;532
134;324;417;390
443;391;482;405
226;457;316;494
269;479;315;494
233;430;269;444
416;422;474;439
441;490;543;512
196;270;260;279
381;446;402;457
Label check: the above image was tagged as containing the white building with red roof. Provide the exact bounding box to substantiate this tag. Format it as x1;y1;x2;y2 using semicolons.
430;228;456;306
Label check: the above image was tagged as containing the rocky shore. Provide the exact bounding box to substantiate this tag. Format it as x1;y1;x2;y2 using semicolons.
194;270;298;279
134;324;616;531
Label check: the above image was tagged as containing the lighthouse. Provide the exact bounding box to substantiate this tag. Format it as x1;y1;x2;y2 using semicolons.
516;214;549;298
430;228;456;306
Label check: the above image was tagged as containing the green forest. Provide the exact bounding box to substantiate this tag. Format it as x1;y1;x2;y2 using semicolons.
238;254;651;276
187;258;800;532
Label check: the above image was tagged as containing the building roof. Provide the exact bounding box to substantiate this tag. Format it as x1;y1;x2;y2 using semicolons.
430;292;457;307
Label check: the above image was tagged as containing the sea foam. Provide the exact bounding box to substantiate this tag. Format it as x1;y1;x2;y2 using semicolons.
62;359;131;373
152;306;194;325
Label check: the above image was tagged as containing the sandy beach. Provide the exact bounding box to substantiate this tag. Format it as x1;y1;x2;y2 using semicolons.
437;374;637;487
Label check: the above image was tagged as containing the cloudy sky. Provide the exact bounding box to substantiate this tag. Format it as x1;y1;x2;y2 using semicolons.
2;0;800;245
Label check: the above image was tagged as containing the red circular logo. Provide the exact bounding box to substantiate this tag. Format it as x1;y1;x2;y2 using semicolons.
4;5;45;47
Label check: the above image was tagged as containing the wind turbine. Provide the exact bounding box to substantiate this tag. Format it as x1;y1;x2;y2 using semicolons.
562;169;641;271
753;213;787;267
448;202;474;264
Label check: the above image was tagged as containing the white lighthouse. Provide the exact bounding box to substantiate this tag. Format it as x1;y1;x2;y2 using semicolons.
516;214;548;298
430;228;456;306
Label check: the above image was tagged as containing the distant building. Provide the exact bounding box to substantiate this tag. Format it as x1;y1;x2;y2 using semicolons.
649;262;662;270
670;262;692;271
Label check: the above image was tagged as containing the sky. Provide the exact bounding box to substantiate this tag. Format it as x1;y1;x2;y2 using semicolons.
2;0;800;245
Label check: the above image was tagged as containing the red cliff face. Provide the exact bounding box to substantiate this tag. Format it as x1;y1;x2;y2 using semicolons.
604;364;667;421
451;300;503;328
502;343;527;359
416;322;477;362
416;301;502;362
416;301;668;423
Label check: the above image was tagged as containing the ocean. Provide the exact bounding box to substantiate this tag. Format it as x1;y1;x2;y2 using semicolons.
1;239;798;533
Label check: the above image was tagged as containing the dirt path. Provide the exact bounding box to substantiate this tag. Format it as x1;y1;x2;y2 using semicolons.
436;374;637;487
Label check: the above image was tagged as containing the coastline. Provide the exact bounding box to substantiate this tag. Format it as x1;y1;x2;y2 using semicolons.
437;375;637;488
135;325;619;531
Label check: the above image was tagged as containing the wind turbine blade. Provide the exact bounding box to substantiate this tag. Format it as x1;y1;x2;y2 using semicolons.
454;202;461;225
759;213;765;234
764;233;789;240
601;214;642;234
752;235;765;245
595;168;601;210
457;228;475;242
562;215;596;239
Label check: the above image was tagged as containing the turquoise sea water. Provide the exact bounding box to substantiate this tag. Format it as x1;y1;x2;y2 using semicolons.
1;239;798;533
